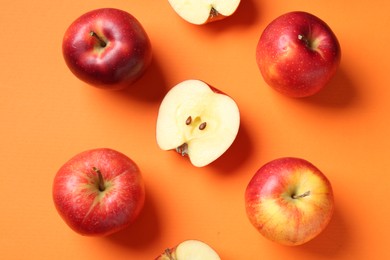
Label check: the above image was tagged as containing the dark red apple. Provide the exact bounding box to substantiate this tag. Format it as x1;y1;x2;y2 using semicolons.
256;11;341;97
62;8;152;90
52;148;145;236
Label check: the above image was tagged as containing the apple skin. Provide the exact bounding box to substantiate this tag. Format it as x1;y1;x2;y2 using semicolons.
245;157;334;246
52;148;145;236
62;8;152;90
256;11;341;97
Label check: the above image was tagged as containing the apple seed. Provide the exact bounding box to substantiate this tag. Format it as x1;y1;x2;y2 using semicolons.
186;116;192;125
199;122;207;130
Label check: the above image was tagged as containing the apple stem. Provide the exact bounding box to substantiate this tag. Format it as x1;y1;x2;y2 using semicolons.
210;7;220;19
298;34;311;48
90;31;107;48
199;122;207;130
292;190;311;199
93;167;106;192
164;248;174;260
176;143;188;156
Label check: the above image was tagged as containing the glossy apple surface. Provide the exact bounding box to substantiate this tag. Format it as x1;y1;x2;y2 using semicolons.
245;157;334;245
52;148;145;236
256;11;341;97
62;8;152;90
156;79;240;167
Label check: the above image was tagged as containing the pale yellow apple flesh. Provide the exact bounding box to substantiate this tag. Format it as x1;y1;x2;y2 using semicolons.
168;0;241;25
157;240;221;260
156;79;240;167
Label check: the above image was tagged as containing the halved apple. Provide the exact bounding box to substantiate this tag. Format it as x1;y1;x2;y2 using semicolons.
167;0;241;25
156;79;240;167
156;239;221;260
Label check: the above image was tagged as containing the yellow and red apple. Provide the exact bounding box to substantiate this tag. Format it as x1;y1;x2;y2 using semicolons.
245;157;334;246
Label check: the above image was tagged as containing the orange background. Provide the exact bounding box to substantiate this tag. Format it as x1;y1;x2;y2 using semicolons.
1;0;389;259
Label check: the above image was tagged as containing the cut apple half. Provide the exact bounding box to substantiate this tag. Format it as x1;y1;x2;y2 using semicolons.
156;79;240;167
156;240;221;260
167;0;241;25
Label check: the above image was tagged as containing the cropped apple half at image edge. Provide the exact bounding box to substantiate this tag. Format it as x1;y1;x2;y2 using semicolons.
156;239;221;260
256;11;341;97
62;8;152;90
168;0;241;25
245;157;334;246
52;148;145;236
156;79;240;167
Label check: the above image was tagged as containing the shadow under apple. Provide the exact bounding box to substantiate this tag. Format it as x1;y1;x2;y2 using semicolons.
296;205;350;257
300;67;360;109
211;119;255;174
106;187;161;249
112;54;169;103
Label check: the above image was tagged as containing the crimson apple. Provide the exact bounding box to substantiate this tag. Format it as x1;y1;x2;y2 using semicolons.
256;11;341;97
62;8;152;90
52;148;145;236
245;157;334;246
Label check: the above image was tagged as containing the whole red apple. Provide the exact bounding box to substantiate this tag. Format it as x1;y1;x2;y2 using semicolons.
245;157;334;246
256;11;341;97
52;148;145;236
62;8;152;90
